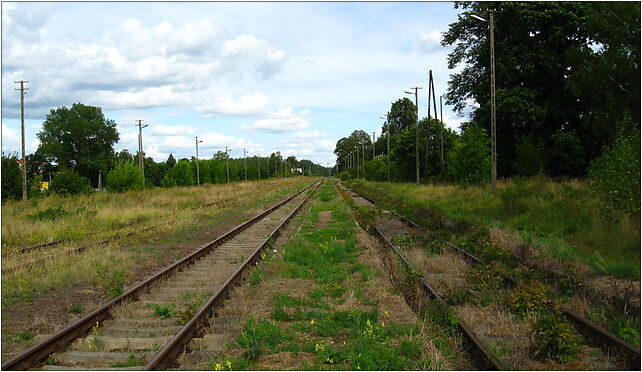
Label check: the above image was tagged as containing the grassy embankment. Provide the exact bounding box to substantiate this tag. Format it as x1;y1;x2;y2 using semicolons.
348;177;639;279
1;177;314;305
204;181;458;370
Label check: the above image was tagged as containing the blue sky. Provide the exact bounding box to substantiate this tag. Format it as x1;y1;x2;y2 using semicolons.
2;1;470;166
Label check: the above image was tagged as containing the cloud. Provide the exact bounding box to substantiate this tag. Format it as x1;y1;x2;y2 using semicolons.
293;130;326;139
151;125;196;136
418;30;443;52
246;107;310;132
222;34;286;79
1;123;20;152
196;92;269;117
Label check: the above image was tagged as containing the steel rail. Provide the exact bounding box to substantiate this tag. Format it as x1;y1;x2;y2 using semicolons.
1;181;319;371
350;184;641;370
334;181;503;370
144;181;322;370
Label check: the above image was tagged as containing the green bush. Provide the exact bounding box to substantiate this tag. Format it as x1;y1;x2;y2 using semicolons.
106;160;143;192
161;160;195;187
50;170;92;196
2;153;23;201
588;129;640;217
531;313;581;363
447;126;490;184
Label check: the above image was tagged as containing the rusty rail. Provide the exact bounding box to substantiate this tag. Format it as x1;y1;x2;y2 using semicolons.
1;181;319;371
144;181;322;370
349;184;641;370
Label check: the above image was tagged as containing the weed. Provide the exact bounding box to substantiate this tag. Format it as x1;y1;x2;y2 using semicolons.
28;207;70;221
558;261;580;296
398;339;423;360
249;267;264;285
68;303;83;314
92;258;126;298
148;303;176;319
236;316;293;360
111;355;145;368
458;230;511;264
530;313;581;363
12;331;35;345
507;281;555;317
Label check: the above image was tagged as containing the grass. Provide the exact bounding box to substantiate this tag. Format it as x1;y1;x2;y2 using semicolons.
207;181;447;370
1;177;313;307
349;177;640;279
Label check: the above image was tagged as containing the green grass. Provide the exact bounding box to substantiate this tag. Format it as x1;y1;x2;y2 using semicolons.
349;177;640;279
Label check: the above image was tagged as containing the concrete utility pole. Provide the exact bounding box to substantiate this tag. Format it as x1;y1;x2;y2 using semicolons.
135;120;148;189
257;155;261;179
440;95;445;173
470;10;499;193
429;72;440;173
225;146;231;183
243;149;247;181
372;132;376;159
355;146;359;179
361;141;365;178
195;136;203;186
381;115;390;182
405;87;422;184
15;80;28;200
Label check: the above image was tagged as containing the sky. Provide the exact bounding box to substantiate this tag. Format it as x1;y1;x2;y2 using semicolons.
1;1;470;166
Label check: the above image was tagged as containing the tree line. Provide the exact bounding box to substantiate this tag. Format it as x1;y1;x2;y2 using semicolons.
335;2;639;200
2;103;329;201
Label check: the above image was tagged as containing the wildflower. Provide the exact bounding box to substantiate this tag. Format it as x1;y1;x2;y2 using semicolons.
383;310;389;318
226;360;232;369
315;343;325;352
215;363;223;371
310;319;316;325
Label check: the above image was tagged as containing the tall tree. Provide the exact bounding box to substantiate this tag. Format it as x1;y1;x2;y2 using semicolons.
387;98;417;135
442;2;640;177
36;103;119;186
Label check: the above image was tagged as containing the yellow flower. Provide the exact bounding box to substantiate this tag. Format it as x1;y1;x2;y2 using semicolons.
226;361;232;369
215;363;223;371
310;319;316;325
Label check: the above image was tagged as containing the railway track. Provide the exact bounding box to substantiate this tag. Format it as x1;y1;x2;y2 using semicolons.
337;181;640;370
2;180;322;371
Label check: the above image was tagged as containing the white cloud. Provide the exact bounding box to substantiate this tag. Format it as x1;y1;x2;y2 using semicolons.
418;30;443;52
293;130;326;139
196;92;269;117
1;123;20;152
151;125;195;136
247;107;310;132
222;34;286;79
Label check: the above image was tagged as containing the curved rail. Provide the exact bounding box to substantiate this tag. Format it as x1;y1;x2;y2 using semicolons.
348;183;641;370
1;180;320;371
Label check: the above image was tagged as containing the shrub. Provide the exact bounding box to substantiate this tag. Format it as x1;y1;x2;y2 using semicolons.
106;160;143;192
50;170;92;196
2;153;22;201
531;313;581;363
507;280;554;316
588;129;640;217
447;126;490;184
161;160;195;187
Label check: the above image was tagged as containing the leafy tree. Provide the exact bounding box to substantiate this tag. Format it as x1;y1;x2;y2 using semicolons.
36;103;119;186
165;153;176;169
588;129;640;217
387;98;417;135
161;159;195;187
50;170;92;196
1;153;22;201
447;126;490;184
115;149;135;163
442;2;640;177
106;160;143;192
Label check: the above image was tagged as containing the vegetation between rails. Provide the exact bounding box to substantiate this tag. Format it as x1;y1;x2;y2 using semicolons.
205;181;450;370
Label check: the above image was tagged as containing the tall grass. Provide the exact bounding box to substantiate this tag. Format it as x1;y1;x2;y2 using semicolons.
352;176;640;279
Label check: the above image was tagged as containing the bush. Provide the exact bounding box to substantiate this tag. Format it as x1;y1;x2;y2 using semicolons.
50;170;92;196
161;160;195;187
531;313;581;363
588;129;640;217
1;153;22;201
447;126;490;184
106;160;143;192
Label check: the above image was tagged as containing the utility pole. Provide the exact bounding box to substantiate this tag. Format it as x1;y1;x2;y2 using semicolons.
405;87;422;184
225;146;231;183
15;80;28;200
361;140;365;178
381;115;390;182
195;136;203;186
135;119;148;189
372;132;376;159
243;149;247;181
355;146;359;179
440;95;445;174
257;155;261;179
470;10;499;193
429;72;440;173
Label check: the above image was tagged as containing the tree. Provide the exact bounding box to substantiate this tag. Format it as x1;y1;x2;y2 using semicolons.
36;103;119;186
106;160;143;192
2;153;22;201
50;170;92;196
387;98;417;135
166;153;176;169
447;126;490;184
442;2;640;177
161;159;195;187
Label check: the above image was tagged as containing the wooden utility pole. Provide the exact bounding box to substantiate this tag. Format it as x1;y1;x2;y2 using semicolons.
430;74;441;173
195;136;203;186
257;156;261;179
15;80;28;200
440;95;445;174
372;132;376;159
405;87;422;184
135;120;148;189
489;10;498;194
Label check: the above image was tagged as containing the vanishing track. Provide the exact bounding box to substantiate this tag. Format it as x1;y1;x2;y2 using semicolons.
338;181;639;370
2;180;321;371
